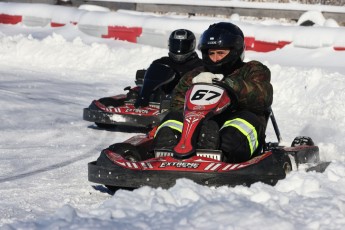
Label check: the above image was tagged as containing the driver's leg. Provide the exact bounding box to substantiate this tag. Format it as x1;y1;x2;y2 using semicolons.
220;111;264;163
153;111;183;149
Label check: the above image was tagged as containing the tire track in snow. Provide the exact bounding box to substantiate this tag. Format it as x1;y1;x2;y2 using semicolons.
0;131;108;183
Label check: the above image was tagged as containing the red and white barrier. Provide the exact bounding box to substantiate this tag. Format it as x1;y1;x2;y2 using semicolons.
0;2;344;52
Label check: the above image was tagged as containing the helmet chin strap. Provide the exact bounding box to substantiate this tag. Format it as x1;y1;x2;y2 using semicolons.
240;51;245;61
204;57;243;75
204;63;223;74
169;51;195;63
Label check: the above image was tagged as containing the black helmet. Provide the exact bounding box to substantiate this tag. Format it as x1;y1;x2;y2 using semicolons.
198;22;245;74
168;29;196;63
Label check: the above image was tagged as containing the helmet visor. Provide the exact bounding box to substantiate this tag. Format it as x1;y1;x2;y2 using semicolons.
169;30;195;54
169;39;194;54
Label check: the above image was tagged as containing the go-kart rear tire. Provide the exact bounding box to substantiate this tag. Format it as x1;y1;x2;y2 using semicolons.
105;185;119;193
108;143;142;162
291;136;314;147
95;122;116;129
105;185;135;194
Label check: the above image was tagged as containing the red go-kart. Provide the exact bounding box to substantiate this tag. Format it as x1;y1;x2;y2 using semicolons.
88;81;329;192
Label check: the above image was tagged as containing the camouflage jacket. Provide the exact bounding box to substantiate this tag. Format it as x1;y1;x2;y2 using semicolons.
170;60;273;124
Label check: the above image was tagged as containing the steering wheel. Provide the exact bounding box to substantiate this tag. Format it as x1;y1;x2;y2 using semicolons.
212;80;238;110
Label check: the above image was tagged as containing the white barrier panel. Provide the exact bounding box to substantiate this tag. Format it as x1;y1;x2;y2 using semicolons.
137;28;169;49
78;24;108;37
23;15;51;27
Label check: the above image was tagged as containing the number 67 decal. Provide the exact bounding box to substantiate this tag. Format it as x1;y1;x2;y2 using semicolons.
189;85;224;105
191;90;221;101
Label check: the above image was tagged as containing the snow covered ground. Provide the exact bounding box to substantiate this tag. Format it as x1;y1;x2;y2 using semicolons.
1;5;345;230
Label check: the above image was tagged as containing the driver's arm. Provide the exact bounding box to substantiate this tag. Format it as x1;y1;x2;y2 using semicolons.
224;61;273;114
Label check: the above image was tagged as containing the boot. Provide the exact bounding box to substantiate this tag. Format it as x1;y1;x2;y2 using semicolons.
153;127;180;150
197;120;220;150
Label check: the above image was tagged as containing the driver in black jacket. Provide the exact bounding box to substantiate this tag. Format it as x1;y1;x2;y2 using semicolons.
135;29;203;95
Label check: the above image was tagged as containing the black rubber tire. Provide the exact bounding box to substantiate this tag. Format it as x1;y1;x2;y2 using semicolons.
291;136;315;147
95;122;116;129
105;185;134;194
108;143;142;162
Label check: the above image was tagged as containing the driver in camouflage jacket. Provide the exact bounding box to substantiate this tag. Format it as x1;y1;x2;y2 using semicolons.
154;22;273;163
170;60;272;128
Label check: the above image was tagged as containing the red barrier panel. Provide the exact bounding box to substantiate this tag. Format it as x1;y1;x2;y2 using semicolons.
244;37;291;52
244;37;255;50
278;41;291;47
253;40;291;52
0;14;22;24
51;21;77;27
102;26;143;43
334;46;345;51
51;22;65;27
